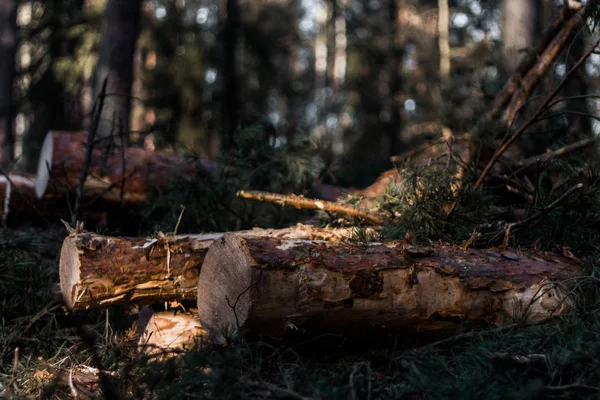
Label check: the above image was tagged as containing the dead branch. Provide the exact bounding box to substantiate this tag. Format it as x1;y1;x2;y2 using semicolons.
483;7;581;123
502;183;583;247
73;77;107;225
390;133;469;163
502;7;586;123
513;137;596;175
474;36;600;190
236;190;385;225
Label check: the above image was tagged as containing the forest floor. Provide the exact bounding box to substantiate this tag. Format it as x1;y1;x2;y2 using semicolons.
1;221;600;400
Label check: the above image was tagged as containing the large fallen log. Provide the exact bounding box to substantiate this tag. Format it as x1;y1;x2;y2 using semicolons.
60;224;377;310
0;173;38;220
196;235;582;343
0;173;89;226
35;130;207;203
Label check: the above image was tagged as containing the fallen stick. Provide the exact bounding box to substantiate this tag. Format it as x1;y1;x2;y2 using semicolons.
59;224;378;310
237;190;385;225
196;234;582;343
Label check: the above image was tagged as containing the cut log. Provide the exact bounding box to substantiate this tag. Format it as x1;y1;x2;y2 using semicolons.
197;235;582;343
0;173;80;226
138;311;206;355
60;224;377;310
0;173;37;216
35;130;206;203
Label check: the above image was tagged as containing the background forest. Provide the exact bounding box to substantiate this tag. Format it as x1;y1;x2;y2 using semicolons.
2;0;600;399
6;0;585;189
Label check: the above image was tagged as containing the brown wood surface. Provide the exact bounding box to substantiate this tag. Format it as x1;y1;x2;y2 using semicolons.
197;235;582;343
60;224;377;310
35;130;207;203
138;311;206;356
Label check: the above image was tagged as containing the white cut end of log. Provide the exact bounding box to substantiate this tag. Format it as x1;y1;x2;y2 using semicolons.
35;132;54;199
60;236;81;309
197;234;255;344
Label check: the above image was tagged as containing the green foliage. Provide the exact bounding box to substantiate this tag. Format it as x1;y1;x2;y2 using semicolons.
375;160;494;243
143;120;330;233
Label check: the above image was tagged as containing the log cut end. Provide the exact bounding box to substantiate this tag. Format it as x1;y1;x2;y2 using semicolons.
197;233;256;344
60;234;81;309
139;311;206;356
35;131;55;199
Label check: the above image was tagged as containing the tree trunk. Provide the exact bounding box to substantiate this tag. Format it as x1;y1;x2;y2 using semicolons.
197;235;581;343
34;131;202;203
59;224;374;310
0;0;17;170
94;0;142;141
221;0;239;148
22;0;86;172
386;0;401;157
438;0;450;81
502;0;542;72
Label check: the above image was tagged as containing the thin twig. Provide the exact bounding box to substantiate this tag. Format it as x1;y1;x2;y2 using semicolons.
502;183;583;247
73;76;108;225
390;134;469;163
543;384;600;392
513;137;596;175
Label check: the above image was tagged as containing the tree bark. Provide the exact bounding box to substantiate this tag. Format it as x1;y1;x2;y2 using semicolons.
94;0;142;141
34;131;202;203
0;0;17;170
60;224;374;310
502;0;542;72
197;235;582;343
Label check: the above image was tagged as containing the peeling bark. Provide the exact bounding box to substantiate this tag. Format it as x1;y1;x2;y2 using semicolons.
60;224;376;310
197;235;582;343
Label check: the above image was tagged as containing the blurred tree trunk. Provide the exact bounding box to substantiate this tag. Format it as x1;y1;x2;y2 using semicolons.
386;0;401;157
565;20;591;137
94;0;142;142
502;0;542;72
23;0;86;172
0;0;17;170
222;0;239;148
326;0;337;95
438;0;450;81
